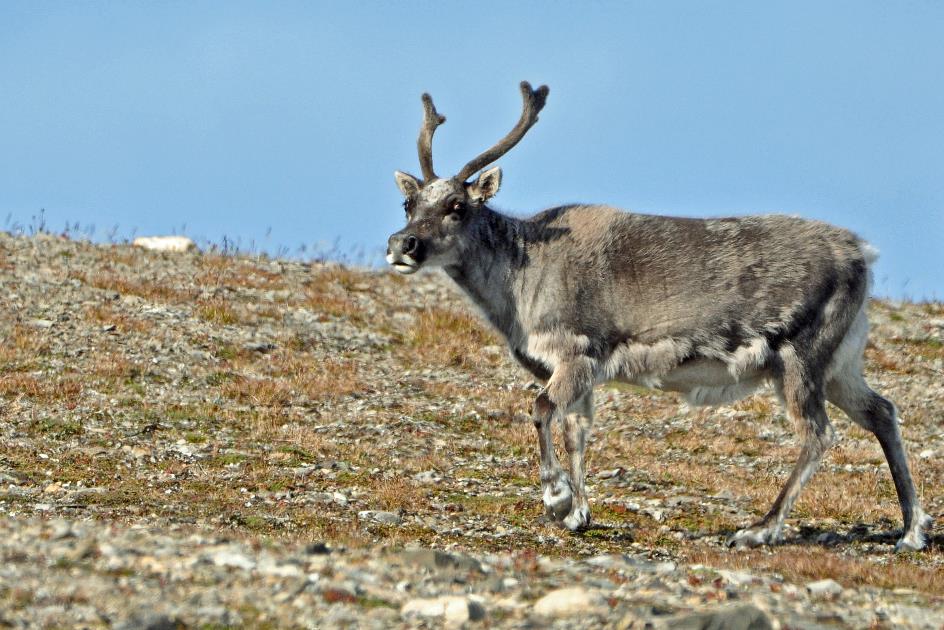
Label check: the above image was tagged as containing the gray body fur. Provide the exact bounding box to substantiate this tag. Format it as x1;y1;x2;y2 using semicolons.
388;82;931;551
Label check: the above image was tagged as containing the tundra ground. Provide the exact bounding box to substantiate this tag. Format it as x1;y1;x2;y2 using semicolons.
1;233;942;627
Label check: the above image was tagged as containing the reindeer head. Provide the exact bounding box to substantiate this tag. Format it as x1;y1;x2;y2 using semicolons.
387;81;549;274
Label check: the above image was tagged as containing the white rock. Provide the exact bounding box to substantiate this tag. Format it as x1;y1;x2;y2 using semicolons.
717;569;757;587
402;596;485;625
413;470;441;484
919;448;935;459
596;468;624;479
533;587;607;617
208;548;256;571
257;557;302;578
806;578;843;598
133;235;197;252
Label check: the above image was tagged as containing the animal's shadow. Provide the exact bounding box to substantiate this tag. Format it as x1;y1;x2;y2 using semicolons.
714;523;941;550
537;515;636;544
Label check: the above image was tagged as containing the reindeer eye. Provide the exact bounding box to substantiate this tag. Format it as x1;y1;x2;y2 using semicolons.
451;201;464;214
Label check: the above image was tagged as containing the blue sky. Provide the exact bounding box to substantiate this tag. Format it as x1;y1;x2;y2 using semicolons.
1;2;942;298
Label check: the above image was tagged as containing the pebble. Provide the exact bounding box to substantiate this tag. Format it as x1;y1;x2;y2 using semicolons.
402;595;486;625
358;510;402;525
532;586;607;617
806;578;844;599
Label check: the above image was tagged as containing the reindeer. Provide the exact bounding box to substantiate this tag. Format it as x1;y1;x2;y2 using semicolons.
386;81;931;551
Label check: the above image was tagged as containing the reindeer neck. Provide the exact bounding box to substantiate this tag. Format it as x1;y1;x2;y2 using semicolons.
443;207;525;343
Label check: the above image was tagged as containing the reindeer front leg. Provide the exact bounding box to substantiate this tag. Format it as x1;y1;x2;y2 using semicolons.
532;356;595;529
533;390;572;521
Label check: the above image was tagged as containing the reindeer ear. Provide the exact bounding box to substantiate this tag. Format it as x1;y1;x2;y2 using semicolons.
468;167;502;202
394;171;421;198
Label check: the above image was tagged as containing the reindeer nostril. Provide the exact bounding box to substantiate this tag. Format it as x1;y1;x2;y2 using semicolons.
403;235;419;255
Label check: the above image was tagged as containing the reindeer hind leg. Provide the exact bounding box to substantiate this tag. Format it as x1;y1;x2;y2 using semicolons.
729;344;835;548
826;366;931;551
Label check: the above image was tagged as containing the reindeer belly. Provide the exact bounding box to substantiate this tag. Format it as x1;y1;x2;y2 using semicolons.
619;357;768;407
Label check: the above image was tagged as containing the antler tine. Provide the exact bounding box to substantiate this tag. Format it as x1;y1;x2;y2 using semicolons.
456;81;549;182
417;93;446;182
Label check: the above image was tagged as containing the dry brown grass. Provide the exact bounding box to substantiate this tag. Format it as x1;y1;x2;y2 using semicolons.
267;352;365;402
865;344;908;373
371;478;424;512
405;307;501;369
303;267;370;321
221;376;294;407
0;373;82;403
195;255;286;291
892;336;944;362
0;325;51;368
689;547;944;593
72;269;194;303
83;304;149;334
196;297;241;325
87;352;143;380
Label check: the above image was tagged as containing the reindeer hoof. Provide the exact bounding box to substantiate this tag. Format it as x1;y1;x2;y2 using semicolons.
562;506;591;531
895;512;933;552
727;525;781;549
895;535;927;553
542;477;573;522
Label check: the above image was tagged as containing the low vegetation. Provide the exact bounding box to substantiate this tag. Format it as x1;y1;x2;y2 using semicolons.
1;232;942;602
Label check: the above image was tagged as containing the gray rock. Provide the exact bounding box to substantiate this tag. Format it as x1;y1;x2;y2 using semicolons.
397;548;482;574
665;604;773;630
113;613;181;630
358;510;402;525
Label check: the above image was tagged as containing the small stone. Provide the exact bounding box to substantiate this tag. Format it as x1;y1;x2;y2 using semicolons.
585;553;627;569
596;467;624;479
533;587;607;617
209;548;256;571
49;520;76;540
402;596;485;625
413;470;441;484
397;548;482;573
919;448;935;459
717;569;757;587
305;542;330;555
244;341;276;353
114;613;181;630
30;319;55;329
666;604;773;630
806;578;843;598
358;510;402;525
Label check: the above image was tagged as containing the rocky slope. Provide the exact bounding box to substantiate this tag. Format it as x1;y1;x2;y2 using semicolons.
1;233;942;628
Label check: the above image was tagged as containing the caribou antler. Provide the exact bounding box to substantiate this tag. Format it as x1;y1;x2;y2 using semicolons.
456;81;549;182
417;93;446;182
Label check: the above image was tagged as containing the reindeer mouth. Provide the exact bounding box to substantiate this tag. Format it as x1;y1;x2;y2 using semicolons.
386;253;420;275
392;261;419;274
